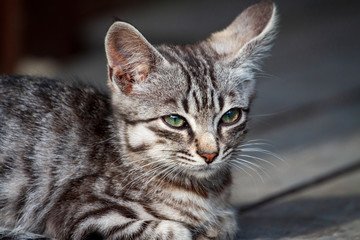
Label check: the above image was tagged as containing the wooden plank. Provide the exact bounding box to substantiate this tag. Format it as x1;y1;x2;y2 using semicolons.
231;129;360;205
236;169;360;239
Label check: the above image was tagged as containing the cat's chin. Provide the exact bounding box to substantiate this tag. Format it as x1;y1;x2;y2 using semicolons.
186;163;226;177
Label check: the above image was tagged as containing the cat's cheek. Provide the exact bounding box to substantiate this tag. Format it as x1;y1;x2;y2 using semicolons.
221;128;246;147
126;124;156;151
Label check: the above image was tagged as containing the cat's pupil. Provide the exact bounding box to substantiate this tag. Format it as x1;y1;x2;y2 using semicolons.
163;115;186;128
221;108;241;125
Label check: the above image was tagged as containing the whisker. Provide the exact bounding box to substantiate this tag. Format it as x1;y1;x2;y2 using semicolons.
147;165;173;186
244;139;272;144
237;142;273;148
232;158;270;178
223;152;233;162
230;160;266;182
118;162;167;191
256;72;281;81
116;159;164;181
250;112;279;118
157;166;178;187
234;154;276;167
239;147;285;163
227;162;254;179
148;165;177;191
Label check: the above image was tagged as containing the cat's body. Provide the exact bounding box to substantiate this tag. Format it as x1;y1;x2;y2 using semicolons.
0;1;277;239
0;75;235;239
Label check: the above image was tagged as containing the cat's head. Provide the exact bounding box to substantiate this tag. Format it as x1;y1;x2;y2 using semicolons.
105;0;277;178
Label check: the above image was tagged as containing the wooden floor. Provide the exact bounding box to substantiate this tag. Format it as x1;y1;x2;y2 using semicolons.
14;0;360;239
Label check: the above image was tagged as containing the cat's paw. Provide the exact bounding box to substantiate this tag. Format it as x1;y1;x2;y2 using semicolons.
153;220;192;240
198;211;237;240
0;227;54;240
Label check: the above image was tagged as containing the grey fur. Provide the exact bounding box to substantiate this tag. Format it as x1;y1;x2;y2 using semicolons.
0;1;277;239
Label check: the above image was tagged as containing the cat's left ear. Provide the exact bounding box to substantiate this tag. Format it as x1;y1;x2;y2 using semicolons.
105;22;165;95
207;0;277;65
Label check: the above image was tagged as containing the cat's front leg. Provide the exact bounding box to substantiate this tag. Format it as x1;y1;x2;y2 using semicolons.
197;211;238;240
0;227;54;240
71;219;193;240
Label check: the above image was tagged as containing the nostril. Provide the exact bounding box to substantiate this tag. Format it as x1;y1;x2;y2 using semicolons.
198;152;218;164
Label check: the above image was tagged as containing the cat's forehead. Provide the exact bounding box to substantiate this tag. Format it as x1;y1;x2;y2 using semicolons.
123;44;255;120
154;44;254;106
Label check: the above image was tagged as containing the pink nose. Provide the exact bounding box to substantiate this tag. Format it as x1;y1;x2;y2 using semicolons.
199;152;218;164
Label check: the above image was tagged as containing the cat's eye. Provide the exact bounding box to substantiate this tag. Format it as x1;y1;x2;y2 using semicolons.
220;108;242;126
162;115;187;128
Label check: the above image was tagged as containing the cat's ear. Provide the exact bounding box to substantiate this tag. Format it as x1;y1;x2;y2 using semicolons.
207;0;277;64
105;22;164;94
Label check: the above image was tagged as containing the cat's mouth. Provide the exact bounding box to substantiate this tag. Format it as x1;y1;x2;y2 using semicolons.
189;162;224;174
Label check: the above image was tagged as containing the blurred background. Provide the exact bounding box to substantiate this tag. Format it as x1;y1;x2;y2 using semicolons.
1;0;360;237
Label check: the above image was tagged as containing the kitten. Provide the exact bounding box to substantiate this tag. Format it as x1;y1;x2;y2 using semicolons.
0;1;277;239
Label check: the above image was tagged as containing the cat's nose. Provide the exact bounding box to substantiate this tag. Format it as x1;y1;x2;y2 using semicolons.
198;152;218;164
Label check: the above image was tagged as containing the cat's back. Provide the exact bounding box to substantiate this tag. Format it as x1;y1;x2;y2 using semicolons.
0;75;111;125
0;75;117;230
0;74;114;162
1;74;113;133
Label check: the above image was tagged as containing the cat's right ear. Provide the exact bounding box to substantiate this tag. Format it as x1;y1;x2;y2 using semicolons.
207;0;277;65
105;22;164;95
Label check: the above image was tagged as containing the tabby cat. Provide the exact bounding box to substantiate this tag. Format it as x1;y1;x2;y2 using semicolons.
0;1;277;239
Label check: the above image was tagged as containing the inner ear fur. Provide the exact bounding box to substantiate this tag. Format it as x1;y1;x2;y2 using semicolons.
207;0;277;60
105;22;159;94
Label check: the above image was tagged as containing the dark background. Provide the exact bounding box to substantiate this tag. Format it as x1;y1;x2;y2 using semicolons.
1;0;359;114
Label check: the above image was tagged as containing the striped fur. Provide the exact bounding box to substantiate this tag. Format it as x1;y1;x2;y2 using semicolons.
0;1;277;239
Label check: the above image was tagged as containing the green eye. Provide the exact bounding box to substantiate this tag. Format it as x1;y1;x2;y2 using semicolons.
221;108;241;125
163;115;187;128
